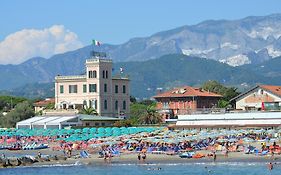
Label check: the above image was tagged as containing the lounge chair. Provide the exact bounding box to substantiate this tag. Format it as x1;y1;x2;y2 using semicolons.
80;150;90;158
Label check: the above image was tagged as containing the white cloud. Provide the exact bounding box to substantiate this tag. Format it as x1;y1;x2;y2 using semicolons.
0;25;83;65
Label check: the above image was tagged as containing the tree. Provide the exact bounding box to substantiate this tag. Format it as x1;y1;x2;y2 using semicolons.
139;100;155;106
45;102;55;109
138;105;162;125
79;107;98;115
113;120;133;127
130;96;137;103
0;96;27;112
1;101;35;128
202;80;240;108
202;80;239;101
130;103;147;117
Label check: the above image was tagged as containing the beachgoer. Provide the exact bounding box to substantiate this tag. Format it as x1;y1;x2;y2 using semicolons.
213;152;216;162
1;153;5;159
271;151;274;160
108;152;112;163
225;149;229;158
137;153;141;161
142;153;146;162
268;162;273;170
38;151;41;158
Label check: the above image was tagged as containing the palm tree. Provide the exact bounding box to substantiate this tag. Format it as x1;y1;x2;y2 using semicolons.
79;107;98;115
139;105;162;125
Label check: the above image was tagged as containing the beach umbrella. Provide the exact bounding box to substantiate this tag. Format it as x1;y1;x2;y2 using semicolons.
82;128;90;133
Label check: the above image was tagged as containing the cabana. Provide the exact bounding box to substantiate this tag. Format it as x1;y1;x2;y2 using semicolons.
16;115;80;129
16;116;46;129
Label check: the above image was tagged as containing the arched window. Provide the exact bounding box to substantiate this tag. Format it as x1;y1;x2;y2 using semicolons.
104;100;108;110
88;71;92;78
115;100;118;110
94;99;97;110
106;70;108;79
93;70;97;78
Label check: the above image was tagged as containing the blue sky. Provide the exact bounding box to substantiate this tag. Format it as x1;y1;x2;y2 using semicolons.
0;0;281;64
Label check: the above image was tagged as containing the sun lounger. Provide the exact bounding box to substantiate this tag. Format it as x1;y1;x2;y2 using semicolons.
80;150;90;158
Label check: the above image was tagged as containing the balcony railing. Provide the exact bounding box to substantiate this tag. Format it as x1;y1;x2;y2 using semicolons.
157;107;281;115
55;75;86;80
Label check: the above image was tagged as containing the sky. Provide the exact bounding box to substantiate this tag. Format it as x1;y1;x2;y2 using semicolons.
0;0;281;64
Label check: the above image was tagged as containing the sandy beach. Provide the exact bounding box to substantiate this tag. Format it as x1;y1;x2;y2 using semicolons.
2;148;280;168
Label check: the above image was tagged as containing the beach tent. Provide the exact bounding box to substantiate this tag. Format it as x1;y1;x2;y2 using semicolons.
46;116;78;129
16;116;45;129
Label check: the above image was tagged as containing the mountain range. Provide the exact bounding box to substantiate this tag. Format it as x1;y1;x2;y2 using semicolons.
1;14;281;98
3;54;281;99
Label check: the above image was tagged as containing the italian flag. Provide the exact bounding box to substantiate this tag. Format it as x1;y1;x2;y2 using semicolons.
92;39;101;46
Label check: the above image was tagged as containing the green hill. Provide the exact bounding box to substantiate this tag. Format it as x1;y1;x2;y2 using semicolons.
2;54;281;99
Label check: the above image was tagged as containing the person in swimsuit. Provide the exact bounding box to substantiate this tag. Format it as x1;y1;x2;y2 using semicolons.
268;162;273;170
142;153;146;162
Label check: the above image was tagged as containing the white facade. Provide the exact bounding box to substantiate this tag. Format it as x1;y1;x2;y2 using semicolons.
176;112;281;128
235;86;281;110
55;56;130;118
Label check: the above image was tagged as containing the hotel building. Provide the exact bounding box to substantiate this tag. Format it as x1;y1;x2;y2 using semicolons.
54;52;130;118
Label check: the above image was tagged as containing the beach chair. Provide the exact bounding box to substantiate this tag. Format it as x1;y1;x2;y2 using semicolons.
112;150;120;157
80;150;90;158
261;150;269;156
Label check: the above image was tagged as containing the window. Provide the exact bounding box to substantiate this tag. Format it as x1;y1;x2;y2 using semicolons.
88;71;92;78
115;100;118;110
69;85;77;93
85;123;90;127
101;123;105;126
88;70;97;78
60;85;64;94
104;100;108;110
83;84;87;93
104;83;107;93
115;85;118;93
122;85;126;94
123;100;126;110
89;84;97;92
89;99;97;109
102;70;105;78
106;70;108;79
83;100;87;108
93;70;97;78
89;100;92;107
94;99;97;110
95;122;99;126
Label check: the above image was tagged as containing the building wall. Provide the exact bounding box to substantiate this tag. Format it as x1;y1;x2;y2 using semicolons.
55;58;130;118
156;97;221;119
236;88;281;110
55;78;87;109
196;97;220;108
112;79;130;118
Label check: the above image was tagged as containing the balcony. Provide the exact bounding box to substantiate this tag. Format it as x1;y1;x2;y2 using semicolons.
55;75;86;80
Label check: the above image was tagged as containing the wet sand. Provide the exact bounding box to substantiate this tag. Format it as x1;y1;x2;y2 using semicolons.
27;151;281;167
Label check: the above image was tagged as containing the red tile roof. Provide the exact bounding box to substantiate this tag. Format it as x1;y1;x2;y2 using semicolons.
153;86;222;98
260;85;281;97
34;98;55;106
